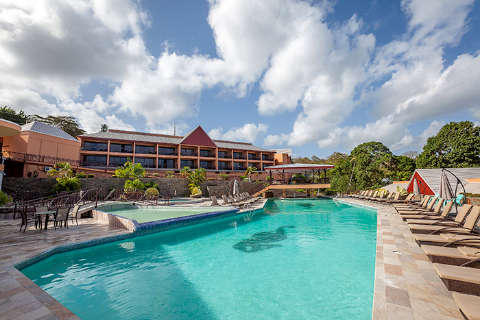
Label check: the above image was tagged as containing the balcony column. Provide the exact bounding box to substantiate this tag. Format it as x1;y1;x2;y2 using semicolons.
215;148;218;170
132;141;136;163
106;140;110;169
197;146;200;169
155;143;159;169
177;145;181;169
260;152;263;171
231;149;234;172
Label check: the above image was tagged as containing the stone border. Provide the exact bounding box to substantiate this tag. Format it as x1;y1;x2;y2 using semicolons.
338;198;462;320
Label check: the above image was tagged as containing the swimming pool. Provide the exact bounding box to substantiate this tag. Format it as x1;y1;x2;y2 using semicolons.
21;199;377;319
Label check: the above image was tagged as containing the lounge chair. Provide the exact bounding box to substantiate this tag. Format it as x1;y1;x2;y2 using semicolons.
376;192;394;202
421;245;480;267
394;194;430;209
396;196;437;214
400;198;445;219
451;292;480;320
433;263;480;296
409;205;479;234
210;196;219;206
390;193;415;205
404;201;454;223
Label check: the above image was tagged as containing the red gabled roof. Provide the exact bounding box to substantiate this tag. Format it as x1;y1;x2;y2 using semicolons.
180;126;217;147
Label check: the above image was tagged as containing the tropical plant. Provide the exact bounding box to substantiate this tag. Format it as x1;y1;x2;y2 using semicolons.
145;187;159;200
0;191;12;206
124;178;145;192
114;161;145;179
76;172;87;178
244;166;257;182
144;181;159;190
416;121;480;168
47;162;81;192
180;167;206;195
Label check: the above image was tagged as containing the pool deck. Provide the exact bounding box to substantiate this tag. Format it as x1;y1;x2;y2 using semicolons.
338;198;462;320
0;198;465;319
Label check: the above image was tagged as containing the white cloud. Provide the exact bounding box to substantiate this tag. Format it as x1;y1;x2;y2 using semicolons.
0;0;478;156
209;123;267;143
264;134;289;146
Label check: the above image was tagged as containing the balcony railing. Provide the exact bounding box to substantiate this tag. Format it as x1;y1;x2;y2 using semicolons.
248;155;260;160
233;155;245;160
2;151;81;166
181;151;197;157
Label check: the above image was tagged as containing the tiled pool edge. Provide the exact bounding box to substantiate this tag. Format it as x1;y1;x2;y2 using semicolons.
338;198;462;320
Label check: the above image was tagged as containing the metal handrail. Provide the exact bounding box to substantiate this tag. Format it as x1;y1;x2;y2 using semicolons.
442;168;467;213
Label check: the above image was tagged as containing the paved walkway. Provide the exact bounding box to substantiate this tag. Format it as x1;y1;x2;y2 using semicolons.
338;198;463;320
0;219;129;320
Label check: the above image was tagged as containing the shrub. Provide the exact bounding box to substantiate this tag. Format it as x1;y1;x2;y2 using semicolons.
76;172;87;178
87;174;95;178
165;171;175;178
144;181;159;190
181;167;206;195
145;187;160;200
190;186;202;197
124;178;145;193
0;191;12;206
48;162;81;192
219;173;229;180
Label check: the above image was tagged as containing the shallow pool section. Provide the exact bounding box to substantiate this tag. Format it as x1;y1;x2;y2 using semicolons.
103;206;236;223
22;199;377;320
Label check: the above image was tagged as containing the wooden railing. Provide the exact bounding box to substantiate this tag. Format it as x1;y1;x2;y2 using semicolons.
2;151;80;167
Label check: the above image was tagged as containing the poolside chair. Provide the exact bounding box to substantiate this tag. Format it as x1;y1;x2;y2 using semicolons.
396;196;436;214
404;201;454;223
54;207;71;229
421;245;480;267
68;204;80;226
409;205;479;234
452;292;480;320
390;193;415;204
210;196;218;206
19;205;39;232
413;207;480;246
395;194;431;208
432;263;480;296
401;197;445;219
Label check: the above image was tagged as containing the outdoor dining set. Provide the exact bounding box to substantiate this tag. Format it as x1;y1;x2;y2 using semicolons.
18;204;80;232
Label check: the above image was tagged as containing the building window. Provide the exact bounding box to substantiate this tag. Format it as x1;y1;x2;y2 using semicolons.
233;162;244;170
181;160;196;168
233;152;244;159
159;159;176;169
135;157;155;168
200;149;213;157
262;154;272;161
82;155;107;166
248;153;259;160
82;141;107;151
218;151;230;158
218;161;231;170
109;156;129;167
181;148;196;156
200;160;214;169
110;143;133;153
158;147;176;155
135;145;156;154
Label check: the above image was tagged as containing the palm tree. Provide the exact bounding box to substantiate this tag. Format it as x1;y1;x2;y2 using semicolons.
101;124;108;132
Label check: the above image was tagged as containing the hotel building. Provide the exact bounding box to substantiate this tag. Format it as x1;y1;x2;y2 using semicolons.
78;126;277;174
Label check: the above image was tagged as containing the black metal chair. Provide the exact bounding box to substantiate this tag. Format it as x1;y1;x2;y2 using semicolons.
68;205;80;226
54;207;71;229
19;205;39;232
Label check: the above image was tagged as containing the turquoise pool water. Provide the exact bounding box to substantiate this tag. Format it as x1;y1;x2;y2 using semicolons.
22;199;377;320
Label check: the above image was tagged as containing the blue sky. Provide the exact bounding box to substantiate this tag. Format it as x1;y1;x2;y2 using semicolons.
1;0;480;158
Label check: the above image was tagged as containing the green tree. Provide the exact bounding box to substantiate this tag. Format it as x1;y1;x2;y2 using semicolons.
244;166;257;182
114;161;145;179
180;167;206;195
392;155;416;180
47;162;81;192
0;106;30;124
101;124;108;132
30;115;86;137
416;121;480;168
114;161;146;193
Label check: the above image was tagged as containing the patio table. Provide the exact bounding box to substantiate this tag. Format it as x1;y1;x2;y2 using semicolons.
35;210;56;230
